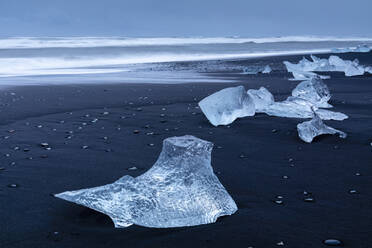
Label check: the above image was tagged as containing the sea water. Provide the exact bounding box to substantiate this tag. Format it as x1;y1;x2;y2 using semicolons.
0;36;371;85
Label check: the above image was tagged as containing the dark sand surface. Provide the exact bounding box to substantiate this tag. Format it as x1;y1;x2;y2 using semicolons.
0;53;371;248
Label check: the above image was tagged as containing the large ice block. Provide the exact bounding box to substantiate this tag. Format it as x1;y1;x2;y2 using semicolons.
291;77;332;108
199;86;255;126
297;113;347;143
56;135;238;228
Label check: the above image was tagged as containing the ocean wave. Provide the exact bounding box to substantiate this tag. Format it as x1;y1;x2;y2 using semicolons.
0;36;372;49
0;49;334;77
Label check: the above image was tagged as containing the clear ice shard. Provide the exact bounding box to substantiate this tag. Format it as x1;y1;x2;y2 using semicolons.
297;113;347;143
247;87;275;112
291;77;332;108
199;86;255;126
55;135;238;228
262;65;272;74
284;55;369;77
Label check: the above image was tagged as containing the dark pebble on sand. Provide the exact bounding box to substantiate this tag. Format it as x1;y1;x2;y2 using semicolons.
160;120;167;123
0;167;5;171
133;130;140;134
323;239;343;246
23;148;30;152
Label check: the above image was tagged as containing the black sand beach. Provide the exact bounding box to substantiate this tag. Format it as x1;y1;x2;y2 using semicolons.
1;53;372;248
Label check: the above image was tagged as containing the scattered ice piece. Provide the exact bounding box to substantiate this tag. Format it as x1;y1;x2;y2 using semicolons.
332;44;371;53
291;77;332;108
242;65;272;74
199;86;255;126
297;113;347;143
284;55;369;77
289;71;330;81
262;65;272;74
55;135;237;228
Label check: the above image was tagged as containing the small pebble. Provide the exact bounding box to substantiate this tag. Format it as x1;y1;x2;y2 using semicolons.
127;166;138;171
148;143;155;147
276;241;284;246
349;189;358;194
82;145;89;149
133;130;140;134
323;239;342;246
304;197;315;203
40;142;49;147
7;183;19;188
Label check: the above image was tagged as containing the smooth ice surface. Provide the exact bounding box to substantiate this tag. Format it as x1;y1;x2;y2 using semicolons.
284;55;369;77
297;113;347;143
199;86;255;126
332;44;371;53
247;87;275;112
291;78;332;108
55;135;238;228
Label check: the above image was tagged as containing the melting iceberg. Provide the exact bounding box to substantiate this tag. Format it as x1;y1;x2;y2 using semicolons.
199;86;255;126
332;44;371;53
55;135;238;228
297;113;347;143
284;55;370;77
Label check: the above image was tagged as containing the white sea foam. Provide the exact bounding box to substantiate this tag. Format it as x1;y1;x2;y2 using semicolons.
0;36;372;49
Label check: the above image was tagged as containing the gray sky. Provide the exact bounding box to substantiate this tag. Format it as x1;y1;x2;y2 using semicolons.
0;0;371;37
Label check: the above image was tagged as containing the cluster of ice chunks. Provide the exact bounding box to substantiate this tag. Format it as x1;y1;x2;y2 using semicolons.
198;86;255;126
199;77;347;142
284;55;371;77
297;112;347;143
55;135;238;228
247;78;347;121
242;65;272;74
332;44;371;53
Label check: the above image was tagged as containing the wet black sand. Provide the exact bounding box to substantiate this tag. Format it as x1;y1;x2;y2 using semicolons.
0;53;371;248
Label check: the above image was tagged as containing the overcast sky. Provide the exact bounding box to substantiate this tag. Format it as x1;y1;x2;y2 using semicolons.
1;0;371;37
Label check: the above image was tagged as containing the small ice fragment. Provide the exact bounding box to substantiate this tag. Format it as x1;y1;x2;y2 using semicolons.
247;87;275;112
199;86;255;126
289;71;330;81
262;65;272;74
332;44;371;53
55;135;237;228
291;77;332;108
297;113;347;143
